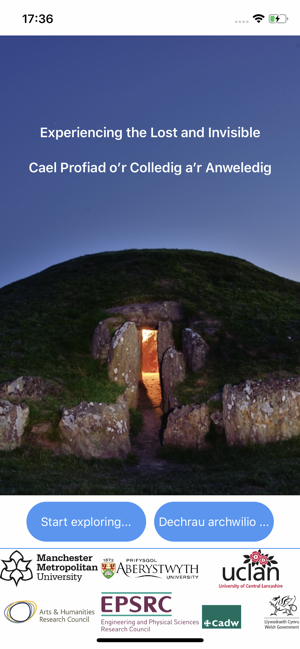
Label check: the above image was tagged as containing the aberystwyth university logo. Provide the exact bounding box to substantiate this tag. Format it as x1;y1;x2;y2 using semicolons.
103;558;199;579
102;562;116;579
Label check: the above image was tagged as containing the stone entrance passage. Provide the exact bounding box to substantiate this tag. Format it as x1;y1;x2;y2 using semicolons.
134;373;163;464
91;306;191;461
130;329;163;464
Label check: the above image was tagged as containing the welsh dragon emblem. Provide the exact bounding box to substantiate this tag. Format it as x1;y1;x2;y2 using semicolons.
269;596;297;616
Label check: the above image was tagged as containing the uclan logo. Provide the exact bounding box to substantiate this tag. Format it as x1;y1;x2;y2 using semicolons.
222;550;279;582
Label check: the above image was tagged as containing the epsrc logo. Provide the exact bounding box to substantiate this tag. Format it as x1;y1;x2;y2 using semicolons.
202;605;241;629
101;593;172;615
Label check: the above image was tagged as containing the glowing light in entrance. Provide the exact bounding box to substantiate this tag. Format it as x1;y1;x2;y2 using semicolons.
142;329;153;342
141;329;159;373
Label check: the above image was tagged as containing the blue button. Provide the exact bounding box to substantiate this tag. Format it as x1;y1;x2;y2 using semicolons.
27;502;146;541
155;502;273;541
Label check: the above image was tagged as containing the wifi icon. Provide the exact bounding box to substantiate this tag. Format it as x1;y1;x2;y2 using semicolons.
253;14;265;23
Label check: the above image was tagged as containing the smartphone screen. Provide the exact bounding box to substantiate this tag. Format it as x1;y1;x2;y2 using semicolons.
0;4;299;647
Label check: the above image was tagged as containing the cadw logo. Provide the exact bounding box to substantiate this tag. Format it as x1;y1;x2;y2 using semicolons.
202;605;241;629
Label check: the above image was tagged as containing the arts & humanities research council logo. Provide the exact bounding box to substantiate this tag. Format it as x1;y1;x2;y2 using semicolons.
4;601;37;623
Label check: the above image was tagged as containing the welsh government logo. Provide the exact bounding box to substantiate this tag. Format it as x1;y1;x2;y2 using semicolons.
4;601;37;623
269;596;297;616
102;562;116;579
0;551;33;586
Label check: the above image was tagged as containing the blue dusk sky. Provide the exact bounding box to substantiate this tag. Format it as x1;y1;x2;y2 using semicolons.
1;36;300;287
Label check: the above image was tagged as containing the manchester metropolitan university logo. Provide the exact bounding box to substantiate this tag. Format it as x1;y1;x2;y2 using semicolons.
0;551;33;586
102;562;116;579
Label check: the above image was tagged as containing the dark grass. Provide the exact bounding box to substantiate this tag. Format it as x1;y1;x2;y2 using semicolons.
1;435;300;495
1;248;300;494
129;408;144;438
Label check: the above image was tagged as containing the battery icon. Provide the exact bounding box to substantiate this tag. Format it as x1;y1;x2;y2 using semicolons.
269;14;288;23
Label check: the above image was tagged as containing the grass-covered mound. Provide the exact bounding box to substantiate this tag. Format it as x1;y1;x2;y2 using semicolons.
1;248;300;495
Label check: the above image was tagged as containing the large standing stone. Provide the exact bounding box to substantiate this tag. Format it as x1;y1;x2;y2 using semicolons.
161;348;186;412
92;321;111;361
59;400;131;459
157;321;174;366
92;317;123;361
0;376;62;401
108;322;140;408
223;377;300;446
164;404;210;449
182;328;208;372
0;400;29;450
106;301;183;327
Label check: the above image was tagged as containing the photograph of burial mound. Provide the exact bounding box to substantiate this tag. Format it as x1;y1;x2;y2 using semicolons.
1;248;300;495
